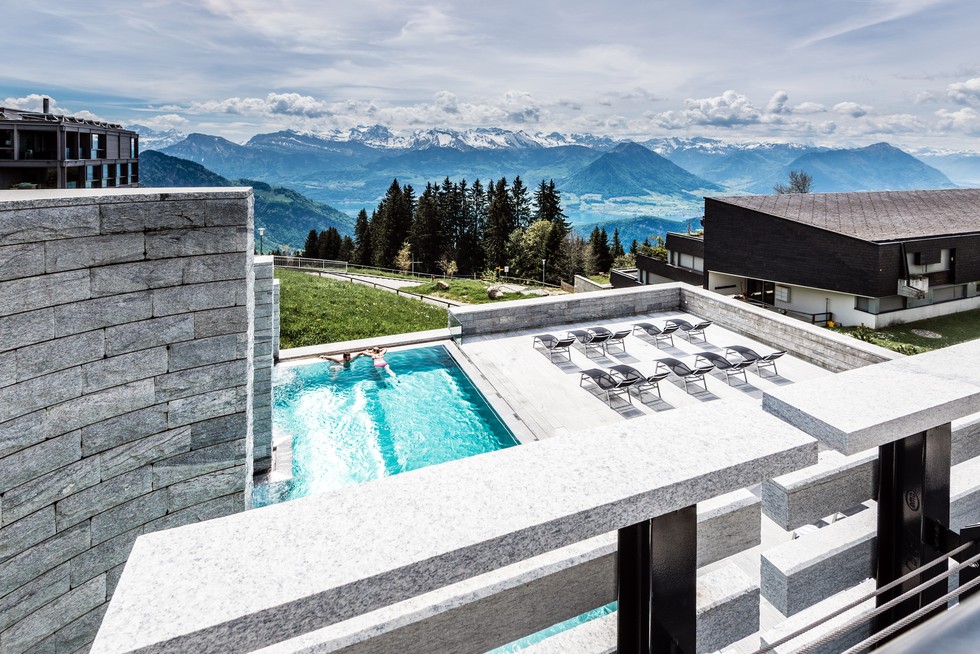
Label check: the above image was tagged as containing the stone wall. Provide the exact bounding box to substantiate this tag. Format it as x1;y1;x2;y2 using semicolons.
252;256;274;476
0;188;254;654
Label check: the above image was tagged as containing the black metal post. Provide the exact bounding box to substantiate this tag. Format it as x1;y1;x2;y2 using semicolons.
650;505;697;654
874;424;952;643
618;519;652;654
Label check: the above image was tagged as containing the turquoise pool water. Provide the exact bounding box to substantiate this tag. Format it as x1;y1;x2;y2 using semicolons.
253;345;518;507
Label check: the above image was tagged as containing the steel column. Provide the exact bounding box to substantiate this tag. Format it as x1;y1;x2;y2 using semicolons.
618;519;652;654
650;505;697;654
874;424;952;642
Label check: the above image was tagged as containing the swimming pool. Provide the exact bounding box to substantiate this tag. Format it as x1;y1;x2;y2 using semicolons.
253;344;518;507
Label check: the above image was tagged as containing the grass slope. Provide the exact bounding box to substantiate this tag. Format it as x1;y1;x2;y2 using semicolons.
836;308;980;354
276;269;447;348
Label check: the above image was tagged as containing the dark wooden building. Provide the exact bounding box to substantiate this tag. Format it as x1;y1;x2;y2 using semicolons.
634;232;705;287
703;190;980;328
0;102;139;190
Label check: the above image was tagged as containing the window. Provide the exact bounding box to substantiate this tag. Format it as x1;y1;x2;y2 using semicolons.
775;285;790;302
855;296;873;313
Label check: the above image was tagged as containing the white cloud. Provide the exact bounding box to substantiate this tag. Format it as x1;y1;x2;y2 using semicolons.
947;78;980;106
141;113;190;129
833;101;872;118
766;91;791;115
655;90;762;129
794;102;827;114
935;107;980;135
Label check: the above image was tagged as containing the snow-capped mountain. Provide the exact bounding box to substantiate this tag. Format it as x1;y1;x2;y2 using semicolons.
128;125;187;150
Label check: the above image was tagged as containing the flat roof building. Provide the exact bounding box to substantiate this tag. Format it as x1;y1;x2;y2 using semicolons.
704;189;980;328
0;101;139;190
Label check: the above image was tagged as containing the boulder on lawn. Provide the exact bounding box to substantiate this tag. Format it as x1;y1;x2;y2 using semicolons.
487;285;505;300
436;280;450;290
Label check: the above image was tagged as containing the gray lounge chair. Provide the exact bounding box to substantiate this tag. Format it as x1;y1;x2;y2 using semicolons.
725;345;786;376
667;318;712;342
579;368;637;406
567;329;611;358
695;351;753;385
532;334;575;362
654;357;715;393
609;364;670;400
632;322;679;348
589;326;631;353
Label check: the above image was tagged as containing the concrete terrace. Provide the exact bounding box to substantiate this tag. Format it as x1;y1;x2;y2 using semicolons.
461;311;831;441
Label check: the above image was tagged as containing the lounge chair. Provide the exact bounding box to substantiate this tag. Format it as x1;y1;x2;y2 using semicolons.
579;368;637;406
724;345;786;376
608;364;670;400
532;334;575;362
654;357;715;393
567;329;611;358
588;326;631;353
695;351;753;385
667;319;712;342
632;322;679;348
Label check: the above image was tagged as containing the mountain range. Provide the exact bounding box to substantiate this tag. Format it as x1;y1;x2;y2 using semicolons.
133;124;971;248
139;150;353;251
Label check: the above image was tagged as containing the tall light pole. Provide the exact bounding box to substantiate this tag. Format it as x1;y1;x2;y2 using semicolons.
541;258;546;285
258;227;265;256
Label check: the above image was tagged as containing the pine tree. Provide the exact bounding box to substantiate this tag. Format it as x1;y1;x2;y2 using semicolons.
410;183;442;273
510;176;532;229
371;179;413;268
353;209;372;265
611;228;625;258
339;236;354;261
459;179;486;274
535;180;570;284
483;177;516;270
302;229;318;258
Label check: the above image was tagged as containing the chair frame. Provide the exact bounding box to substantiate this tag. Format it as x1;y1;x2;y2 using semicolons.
632;322;678;349
567;329;610;358
725;345;786;377
590;326;631;354
532;334;575;362
668;319;712;343
695;352;752;385
609;364;670;400
579;368;636;406
655;357;714;393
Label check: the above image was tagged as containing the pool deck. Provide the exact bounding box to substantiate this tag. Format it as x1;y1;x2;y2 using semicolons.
459;310;833;442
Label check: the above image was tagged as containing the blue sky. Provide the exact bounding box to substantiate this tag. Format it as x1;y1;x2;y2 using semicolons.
5;0;980;150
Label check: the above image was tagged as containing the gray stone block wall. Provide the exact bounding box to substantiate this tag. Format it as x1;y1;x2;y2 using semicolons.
273;279;281;362
0;189;254;654
678;286;897;372
450;285;681;338
252;256;274;476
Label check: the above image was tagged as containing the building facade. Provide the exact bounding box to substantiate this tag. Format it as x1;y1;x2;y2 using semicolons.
703;190;980;328
0;103;139;190
634;232;705;287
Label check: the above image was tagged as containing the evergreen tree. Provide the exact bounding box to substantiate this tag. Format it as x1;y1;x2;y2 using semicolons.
339;236;354;262
588;226;612;274
611;228;625;258
459;179;486;274
630;239;639;255
483;177;515;270
535;180;570;284
410;183;442;273
352;209;372;265
371;179;413;268
302;229;318;258
316;227;342;260
510;176;532;229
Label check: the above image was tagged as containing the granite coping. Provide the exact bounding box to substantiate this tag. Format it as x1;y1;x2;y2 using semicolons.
0;187;252;209
762;340;980;455
93;399;816;654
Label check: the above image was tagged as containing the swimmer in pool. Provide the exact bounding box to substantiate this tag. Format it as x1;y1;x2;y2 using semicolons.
319;350;365;371
365;346;397;378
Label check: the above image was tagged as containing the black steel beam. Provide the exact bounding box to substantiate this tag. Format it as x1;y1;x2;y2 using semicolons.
874;424;952;643
650;505;697;654
618;519;652;654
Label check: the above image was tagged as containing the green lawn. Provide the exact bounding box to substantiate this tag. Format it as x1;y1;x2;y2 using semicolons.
275;269;448;348
836;308;980;354
411;279;530;304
